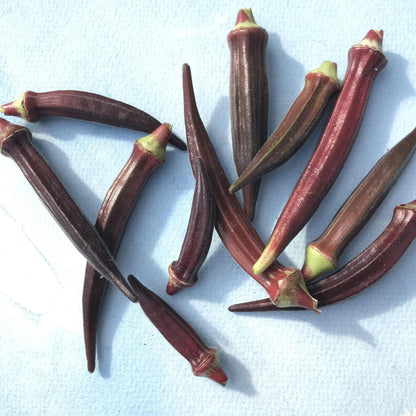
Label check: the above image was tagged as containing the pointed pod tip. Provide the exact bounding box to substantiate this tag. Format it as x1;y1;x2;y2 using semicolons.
87;361;95;373
252;257;270;275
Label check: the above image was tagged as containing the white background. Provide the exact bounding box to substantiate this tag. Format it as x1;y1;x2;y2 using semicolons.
0;1;415;415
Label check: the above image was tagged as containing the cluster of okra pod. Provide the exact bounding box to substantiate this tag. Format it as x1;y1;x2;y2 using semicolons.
1;8;416;386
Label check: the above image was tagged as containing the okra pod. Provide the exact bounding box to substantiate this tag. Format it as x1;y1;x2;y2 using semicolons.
128;275;228;385
229;61;340;193
228;8;269;220
167;157;215;295
0;118;137;302
83;123;172;372
253;30;387;275
1;90;186;150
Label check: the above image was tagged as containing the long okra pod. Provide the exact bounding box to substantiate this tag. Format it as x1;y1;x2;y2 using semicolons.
302;127;416;281
228;8;269;220
229;61;340;193
0;118;137;302
253;30;387;275
182;64;318;311
128;275;228;385
83;123;171;373
167;157;215;295
1;90;186;150
229;198;416;311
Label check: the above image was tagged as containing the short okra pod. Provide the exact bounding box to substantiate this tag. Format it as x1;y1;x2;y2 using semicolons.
229;198;416;311
253;30;387;275
229;61;340;194
302;127;416;281
167;157;215;295
83;123;172;373
0;90;186;150
128;275;228;386
228;8;269;220
182;63;318;312
0;117;137;302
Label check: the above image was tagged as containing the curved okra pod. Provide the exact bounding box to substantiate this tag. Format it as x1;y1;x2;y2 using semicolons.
0;118;137;302
253;30;387;275
302;127;416;281
83;123;171;373
182;63;318;312
128;275;228;386
0;90;186;150
228;8;269;220
229;198;416;312
229;61;340;193
167;157;215;295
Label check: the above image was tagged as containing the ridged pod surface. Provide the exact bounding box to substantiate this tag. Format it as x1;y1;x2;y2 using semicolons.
228;8;269;220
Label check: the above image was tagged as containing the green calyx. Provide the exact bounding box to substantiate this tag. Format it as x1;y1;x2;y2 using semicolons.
137;123;172;161
232;8;262;31
309;61;340;87
304;244;336;279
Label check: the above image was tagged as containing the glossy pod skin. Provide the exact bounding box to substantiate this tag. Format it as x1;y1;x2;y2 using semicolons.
229;199;416;312
128;275;228;386
228;8;269;220
302;127;416;281
0;118;137;302
83;123;171;373
253;30;387;275
0;90;186;150
167;157;215;295
229;61;340;193
182;63;318;312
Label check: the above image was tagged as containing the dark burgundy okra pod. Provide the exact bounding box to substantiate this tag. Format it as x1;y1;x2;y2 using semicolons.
229;61;340;193
83;123;172;373
229;198;416;311
253;30;387;275
167;157;215;295
0;117;137;302
228;8;269;220
0;90;186;150
302;127;416;281
128;275;228;386
182;63;318;312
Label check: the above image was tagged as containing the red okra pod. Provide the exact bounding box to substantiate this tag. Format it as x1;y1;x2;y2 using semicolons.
253;30;387;275
83;123;171;373
0;90;186;150
302;127;416;281
128;275;228;386
182;63;318;312
0;118;137;302
228;8;269;220
229;61;340;193
167;157;215;295
229;198;416;311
